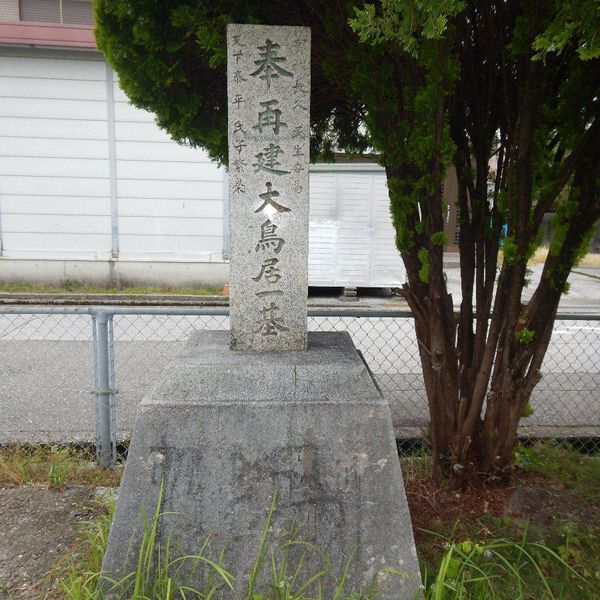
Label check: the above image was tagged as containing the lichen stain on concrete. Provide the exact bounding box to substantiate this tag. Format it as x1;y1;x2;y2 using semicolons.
355;452;369;475
302;427;319;492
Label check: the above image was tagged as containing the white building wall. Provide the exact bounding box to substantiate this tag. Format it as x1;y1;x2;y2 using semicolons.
112;81;225;262
309;167;404;288
0;48;112;259
0;46;404;288
0;46;229;284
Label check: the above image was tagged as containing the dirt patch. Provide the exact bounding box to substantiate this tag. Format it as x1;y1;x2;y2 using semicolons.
507;482;600;535
405;466;600;565
0;484;100;599
404;472;517;561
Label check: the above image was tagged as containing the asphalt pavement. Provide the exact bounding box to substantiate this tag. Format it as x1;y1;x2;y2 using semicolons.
1;262;599;444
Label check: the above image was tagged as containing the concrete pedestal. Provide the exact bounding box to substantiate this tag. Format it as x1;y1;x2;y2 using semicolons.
102;331;421;599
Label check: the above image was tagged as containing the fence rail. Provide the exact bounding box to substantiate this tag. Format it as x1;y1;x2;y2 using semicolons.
1;305;599;464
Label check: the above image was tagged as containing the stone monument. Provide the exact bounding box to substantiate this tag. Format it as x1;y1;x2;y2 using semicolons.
227;24;310;351
101;24;422;599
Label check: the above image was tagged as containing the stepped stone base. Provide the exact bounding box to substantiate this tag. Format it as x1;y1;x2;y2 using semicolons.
101;331;421;599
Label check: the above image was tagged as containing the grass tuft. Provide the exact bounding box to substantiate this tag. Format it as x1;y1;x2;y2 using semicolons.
420;529;592;599
0;280;223;296
57;486;390;600
516;441;600;500
0;445;122;488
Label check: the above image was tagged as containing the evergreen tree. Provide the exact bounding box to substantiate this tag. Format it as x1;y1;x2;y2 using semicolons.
95;0;600;485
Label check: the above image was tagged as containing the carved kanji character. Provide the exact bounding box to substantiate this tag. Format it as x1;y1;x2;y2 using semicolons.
291;125;306;140
232;178;246;194
233;138;247;154
233;120;246;135
292;78;308;94
253;99;287;135
232;158;247;173
250;39;293;89
234;69;247;84
253;143;290;175
255;219;285;254
233;94;244;109
254;301;289;336
293;99;307;111
252;257;281;283
255;182;290;214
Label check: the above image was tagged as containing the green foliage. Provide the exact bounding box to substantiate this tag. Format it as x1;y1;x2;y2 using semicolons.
573;225;598;267
549;197;581;257
555;522;600;589
516;443;600;501
58;494;116;599
420;525;596;599
48;461;69;489
547;190;599;290
421;532;582;599
532;0;600;61
349;0;465;57
93;0;232;164
515;327;535;345
431;231;447;246
418;247;430;283
501;236;518;265
522;402;534;418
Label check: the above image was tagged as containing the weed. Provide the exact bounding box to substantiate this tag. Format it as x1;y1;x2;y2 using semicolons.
52;493;116;600
0;445;122;488
421;530;591;599
516;442;600;500
48;461;69;489
0;281;222;296
411;442;600;598
57;488;392;599
0;577;13;599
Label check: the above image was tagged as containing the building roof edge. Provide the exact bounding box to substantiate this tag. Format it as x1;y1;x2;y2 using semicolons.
0;20;96;49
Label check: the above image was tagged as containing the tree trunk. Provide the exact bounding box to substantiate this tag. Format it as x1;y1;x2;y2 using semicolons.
387;119;600;486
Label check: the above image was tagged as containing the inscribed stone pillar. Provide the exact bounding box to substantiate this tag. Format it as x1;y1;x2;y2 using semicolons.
227;24;310;351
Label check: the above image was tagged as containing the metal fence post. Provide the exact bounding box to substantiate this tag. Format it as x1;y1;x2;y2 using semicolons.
92;311;115;467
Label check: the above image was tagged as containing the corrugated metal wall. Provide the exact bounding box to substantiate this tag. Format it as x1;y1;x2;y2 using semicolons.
0;48;111;258
309;168;404;287
0;0;19;21
0;46;405;286
112;77;225;261
0;46;226;262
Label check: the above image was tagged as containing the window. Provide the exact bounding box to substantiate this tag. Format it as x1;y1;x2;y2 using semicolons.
18;0;92;25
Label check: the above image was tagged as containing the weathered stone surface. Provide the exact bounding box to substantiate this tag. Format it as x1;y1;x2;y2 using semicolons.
102;331;422;599
227;24;311;351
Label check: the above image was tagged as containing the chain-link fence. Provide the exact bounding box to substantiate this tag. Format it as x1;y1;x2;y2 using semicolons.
1;306;599;463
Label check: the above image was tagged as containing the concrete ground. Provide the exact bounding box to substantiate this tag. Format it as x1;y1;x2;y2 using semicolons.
327;261;600;312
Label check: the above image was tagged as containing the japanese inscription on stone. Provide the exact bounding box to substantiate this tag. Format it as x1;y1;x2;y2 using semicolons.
227;24;310;351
